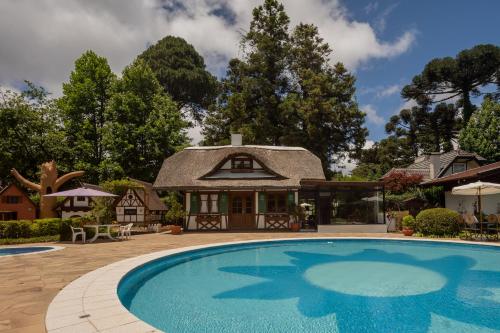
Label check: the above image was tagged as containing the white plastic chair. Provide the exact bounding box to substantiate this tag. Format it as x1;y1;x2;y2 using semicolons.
119;223;133;240
71;226;86;243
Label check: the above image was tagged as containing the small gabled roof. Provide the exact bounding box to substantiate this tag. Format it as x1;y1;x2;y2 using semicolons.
381;149;486;181
422;161;500;186
0;183;37;207
153;145;325;190
129;178;167;211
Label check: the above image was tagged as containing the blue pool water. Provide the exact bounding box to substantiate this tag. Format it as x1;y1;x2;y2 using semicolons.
118;239;500;333
0;246;54;256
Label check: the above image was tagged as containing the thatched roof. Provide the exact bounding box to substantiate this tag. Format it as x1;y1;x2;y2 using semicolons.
129;178;167;211
154;145;325;190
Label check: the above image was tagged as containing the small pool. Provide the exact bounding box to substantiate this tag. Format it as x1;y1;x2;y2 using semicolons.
118;239;500;332
0;246;59;257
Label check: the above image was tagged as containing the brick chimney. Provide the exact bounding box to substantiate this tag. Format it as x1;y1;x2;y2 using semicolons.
429;152;441;179
231;133;242;146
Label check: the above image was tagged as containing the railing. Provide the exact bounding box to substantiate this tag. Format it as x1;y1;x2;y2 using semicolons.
195;214;222;230
264;213;290;230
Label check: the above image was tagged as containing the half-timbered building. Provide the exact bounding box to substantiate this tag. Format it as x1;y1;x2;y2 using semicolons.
115;179;167;225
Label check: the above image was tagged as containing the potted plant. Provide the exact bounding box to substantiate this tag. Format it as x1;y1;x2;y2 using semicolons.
289;203;305;232
402;215;416;236
170;225;182;235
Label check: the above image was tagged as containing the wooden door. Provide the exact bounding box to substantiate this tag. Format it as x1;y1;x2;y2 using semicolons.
229;192;255;229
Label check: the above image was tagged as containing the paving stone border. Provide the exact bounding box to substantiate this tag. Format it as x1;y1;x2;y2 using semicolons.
45;237;500;333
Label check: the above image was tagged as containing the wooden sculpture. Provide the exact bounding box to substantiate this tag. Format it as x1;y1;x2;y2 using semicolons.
11;161;85;218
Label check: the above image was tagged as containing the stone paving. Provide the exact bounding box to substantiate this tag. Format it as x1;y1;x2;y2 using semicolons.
0;232;493;333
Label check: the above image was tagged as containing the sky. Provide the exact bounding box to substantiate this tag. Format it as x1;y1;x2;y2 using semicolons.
1;0;499;148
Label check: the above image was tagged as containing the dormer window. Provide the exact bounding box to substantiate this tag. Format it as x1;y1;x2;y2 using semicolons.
231;157;253;172
452;163;466;174
200;153;285;180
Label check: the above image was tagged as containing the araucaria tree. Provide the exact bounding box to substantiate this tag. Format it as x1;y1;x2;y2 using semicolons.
402;44;500;122
104;59;189;181
203;0;367;176
59;51;116;183
386;102;461;155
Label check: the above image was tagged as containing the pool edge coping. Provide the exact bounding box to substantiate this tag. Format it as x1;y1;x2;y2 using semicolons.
0;245;64;258
44;237;500;333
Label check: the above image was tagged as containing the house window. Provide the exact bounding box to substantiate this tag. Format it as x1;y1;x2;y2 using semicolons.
0;212;17;221
452;163;466;174
76;196;86;202
3;196;21;204
267;193;287;213
124;208;137;215
199;193;219;214
231;157;253;170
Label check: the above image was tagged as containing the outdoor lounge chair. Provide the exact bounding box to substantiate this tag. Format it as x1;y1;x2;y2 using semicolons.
462;213;481;240
119;223;133;240
70;226;86;243
486;214;499;241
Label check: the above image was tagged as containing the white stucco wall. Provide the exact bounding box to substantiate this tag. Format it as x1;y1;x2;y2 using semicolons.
445;191;500;215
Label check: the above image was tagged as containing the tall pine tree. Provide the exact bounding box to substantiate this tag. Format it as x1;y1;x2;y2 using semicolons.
203;0;367;176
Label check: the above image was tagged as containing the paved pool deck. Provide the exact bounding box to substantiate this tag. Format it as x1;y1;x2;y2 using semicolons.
0;232;497;333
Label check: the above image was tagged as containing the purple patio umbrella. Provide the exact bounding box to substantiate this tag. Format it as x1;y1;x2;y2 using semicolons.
43;187;117;197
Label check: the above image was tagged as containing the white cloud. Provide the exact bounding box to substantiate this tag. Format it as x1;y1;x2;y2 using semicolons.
394;99;418;115
0;0;416;96
377;84;401;98
362;104;385;125
187;124;204;145
332;140;375;175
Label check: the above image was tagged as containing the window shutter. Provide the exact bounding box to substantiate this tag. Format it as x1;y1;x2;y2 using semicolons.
218;193;228;214
190;193;199;214
287;192;295;207
258;192;267;213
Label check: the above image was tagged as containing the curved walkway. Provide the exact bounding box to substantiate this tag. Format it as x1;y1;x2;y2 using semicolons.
0;232;495;332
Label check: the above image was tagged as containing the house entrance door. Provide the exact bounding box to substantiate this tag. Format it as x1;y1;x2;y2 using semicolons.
229;192;255;229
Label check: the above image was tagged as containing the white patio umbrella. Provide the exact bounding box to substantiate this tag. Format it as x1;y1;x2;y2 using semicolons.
44;187;117;224
452;181;500;233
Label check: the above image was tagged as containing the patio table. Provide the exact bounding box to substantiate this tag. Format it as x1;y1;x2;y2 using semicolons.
83;224;118;243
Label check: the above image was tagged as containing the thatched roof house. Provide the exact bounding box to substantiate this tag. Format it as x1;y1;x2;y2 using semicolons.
153;135;385;233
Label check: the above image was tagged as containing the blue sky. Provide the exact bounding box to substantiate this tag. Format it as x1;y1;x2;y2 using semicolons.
0;0;498;145
348;0;500;142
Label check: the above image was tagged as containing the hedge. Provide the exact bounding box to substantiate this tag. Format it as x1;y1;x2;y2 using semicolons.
415;208;461;236
0;218;89;241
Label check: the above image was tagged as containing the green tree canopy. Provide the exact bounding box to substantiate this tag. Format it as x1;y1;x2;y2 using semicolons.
58;50;116;183
0;83;68;184
459;98;500;162
203;0;367;176
104;59;189;181
386;102;461;155
402;44;500;122
352;136;415;180
138;36;218;121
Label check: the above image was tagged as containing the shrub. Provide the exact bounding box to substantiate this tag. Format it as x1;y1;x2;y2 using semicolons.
402;215;416;229
415;208;461;236
32;218;61;237
0;220;32;238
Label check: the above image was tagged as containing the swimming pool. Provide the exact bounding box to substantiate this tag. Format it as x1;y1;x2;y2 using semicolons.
0;246;61;257
118;239;500;333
